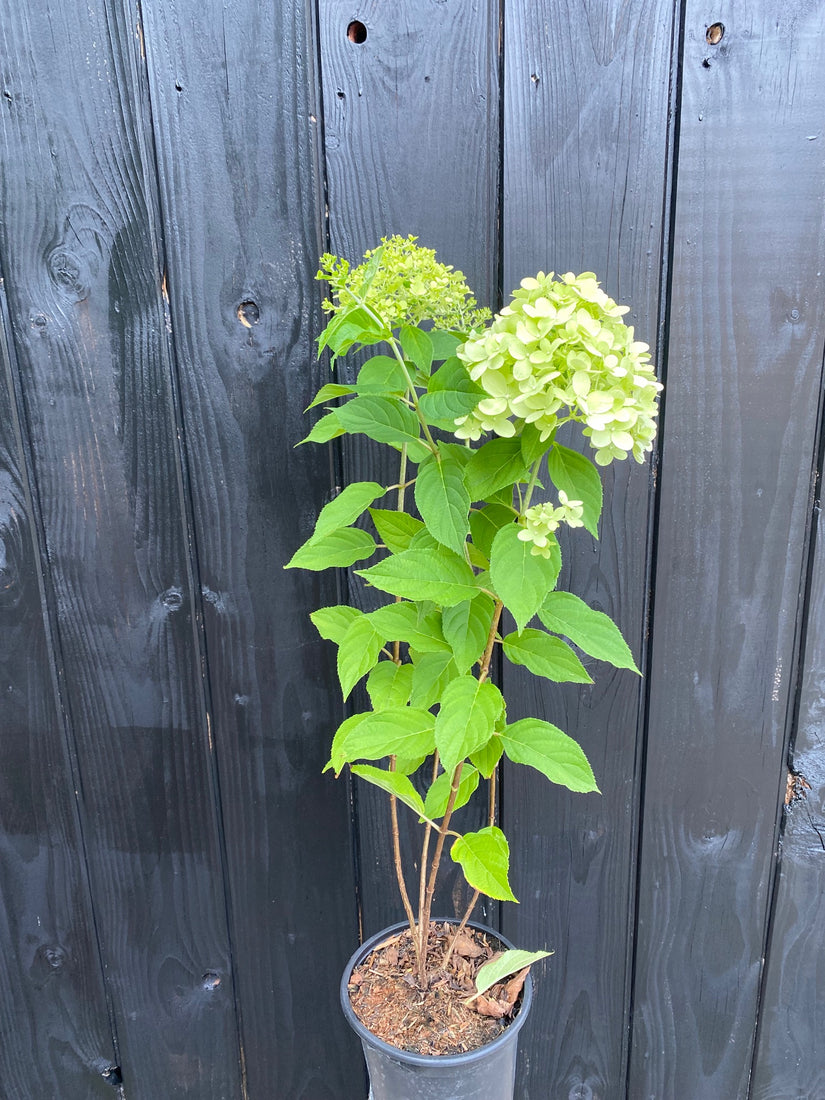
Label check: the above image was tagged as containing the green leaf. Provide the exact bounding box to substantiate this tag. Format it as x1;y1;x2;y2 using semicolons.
369;509;425;553
310;604;362;645
489;525;561;633
367;602;449;653
429;329;462;361
520;423;552;466
356;547;479;607
434;677;504;775
547;443;603;539
475;949;553;997
499;718;599;793
539;592;639;672
284;527;377;571
469;736;504;778
399;325;434;376
465;438;530;500
502;629;593;683
366;661;414;710
414;449;471;557
409;651;458;709
355;355;408;394
330;707;436;771
450;826;517;902
298;410;345;446
419;358;486;422
306;382;355;410
337;616;385;699
469;504;515;564
442;594;495;674
335;396;430;461
350;765;427;818
326;713;369;774
313;482;387;539
318;303;387;358
423;765;479;820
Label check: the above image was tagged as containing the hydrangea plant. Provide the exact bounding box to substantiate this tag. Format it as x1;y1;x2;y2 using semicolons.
287;236;662;988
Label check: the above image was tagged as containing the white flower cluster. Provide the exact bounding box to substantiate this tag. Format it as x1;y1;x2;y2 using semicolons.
517;493;585;557
454;272;662;465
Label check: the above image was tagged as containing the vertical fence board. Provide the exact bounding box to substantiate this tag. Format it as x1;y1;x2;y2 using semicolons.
501;1;676;1095
0;294;118;1099
630;6;825;1097
317;0;501;938
138;2;362;1096
0;2;242;1096
751;459;825;1100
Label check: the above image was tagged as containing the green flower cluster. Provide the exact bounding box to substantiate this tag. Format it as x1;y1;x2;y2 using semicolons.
454;272;662;465
317;234;491;331
518;492;585;557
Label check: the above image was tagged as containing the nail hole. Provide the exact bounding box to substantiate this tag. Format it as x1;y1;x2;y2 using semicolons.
347;20;367;44
175;82;182;92
706;22;724;45
202;971;221;991
530;73;540;85
336;90;345;100
702;57;711;68
102;1066;122;1086
237;300;260;327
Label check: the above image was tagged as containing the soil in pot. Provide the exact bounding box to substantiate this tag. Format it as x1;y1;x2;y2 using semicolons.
346;921;530;1057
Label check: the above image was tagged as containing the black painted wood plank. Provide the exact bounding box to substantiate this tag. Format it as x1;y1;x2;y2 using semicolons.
629;6;825;1097
751;450;825;1100
500;1;676;1095
317;0;501;939
138;3;363;1097
0;290;118;1099
0;2;242;1096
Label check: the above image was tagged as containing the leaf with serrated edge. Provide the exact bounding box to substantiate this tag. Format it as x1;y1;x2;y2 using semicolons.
298;410;345;446
474;950;553;997
357;548;478;607
442;595;495;674
423;765;479;820
415;449;471;557
547;443;603;539
313;481;386;538
337;617;384;699
435;677;504;776
350;765;426;817
409;651;457;709
489;525;561;633
465;438;529;499
335;396;430;461
285;527;377;571
310;605;362;645
306;383;355;410
469;735;504;779
502;629;592;683
366;661;414;710
369;509;425;553
499;718;598;793
400;324;434;376
450;826;517;902
367;602;449;653
333;708;435;771
539;591;639;672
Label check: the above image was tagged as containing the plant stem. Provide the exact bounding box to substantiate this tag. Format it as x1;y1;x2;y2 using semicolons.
388;754;420;964
478;600;504;684
387;337;439;453
418;761;464;983
417;753;440;972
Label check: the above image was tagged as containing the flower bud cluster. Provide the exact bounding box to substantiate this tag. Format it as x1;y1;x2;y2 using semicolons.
454;272;662;465
317;235;491;332
517;493;585;557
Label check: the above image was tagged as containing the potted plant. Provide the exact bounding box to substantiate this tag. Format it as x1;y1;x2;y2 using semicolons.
286;235;661;1099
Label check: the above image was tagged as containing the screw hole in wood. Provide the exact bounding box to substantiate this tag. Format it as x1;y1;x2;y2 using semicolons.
706;22;724;45
347;20;367;44
237;300;260;327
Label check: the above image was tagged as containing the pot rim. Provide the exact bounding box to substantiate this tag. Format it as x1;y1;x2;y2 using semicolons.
340;917;534;1068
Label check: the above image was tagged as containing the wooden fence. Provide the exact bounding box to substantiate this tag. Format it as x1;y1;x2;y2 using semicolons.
1;1;823;1097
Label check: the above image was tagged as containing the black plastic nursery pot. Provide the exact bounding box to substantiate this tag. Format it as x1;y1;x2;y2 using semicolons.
340;920;533;1100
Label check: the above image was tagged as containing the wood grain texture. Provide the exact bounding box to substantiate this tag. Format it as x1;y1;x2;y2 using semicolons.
751;469;825;1100
318;0;501;938
138;2;363;1096
0;290;119;1099
629;5;825;1097
500;1;676;1095
0;1;242;1095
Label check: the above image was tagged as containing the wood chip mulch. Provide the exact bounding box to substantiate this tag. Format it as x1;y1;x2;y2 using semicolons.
347;922;528;1056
